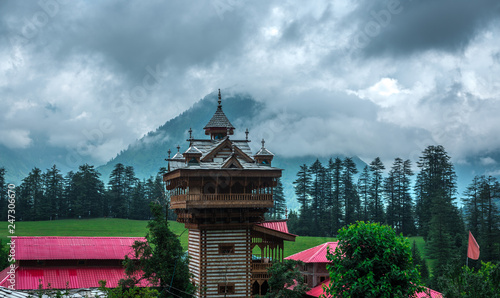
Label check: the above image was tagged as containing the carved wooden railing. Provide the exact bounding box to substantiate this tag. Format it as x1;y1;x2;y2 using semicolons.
251;262;273;272
171;193;272;203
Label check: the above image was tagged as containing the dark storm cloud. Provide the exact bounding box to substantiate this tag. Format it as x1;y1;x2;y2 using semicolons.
350;0;500;57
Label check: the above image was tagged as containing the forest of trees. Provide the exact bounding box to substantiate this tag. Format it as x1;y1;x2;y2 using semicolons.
0;164;173;221
287;145;500;288
1;144;499;290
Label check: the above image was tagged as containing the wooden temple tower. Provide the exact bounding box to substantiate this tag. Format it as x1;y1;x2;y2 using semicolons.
164;90;295;297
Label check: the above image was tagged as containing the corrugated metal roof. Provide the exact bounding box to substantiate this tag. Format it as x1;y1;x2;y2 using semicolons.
306;280;442;298
14;237;145;260
0;267;150;290
285;242;338;263
257;221;290;234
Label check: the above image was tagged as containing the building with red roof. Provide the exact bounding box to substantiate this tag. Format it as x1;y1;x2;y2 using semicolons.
0;236;149;290
305;279;442;298
287;242;442;298
285;242;337;288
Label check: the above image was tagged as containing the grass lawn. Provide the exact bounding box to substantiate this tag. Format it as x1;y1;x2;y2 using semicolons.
1;218;429;262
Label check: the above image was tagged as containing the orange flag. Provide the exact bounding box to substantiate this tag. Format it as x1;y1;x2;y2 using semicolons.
467;231;480;260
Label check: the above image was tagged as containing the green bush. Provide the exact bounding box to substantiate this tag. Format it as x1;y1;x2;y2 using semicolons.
324;221;423;297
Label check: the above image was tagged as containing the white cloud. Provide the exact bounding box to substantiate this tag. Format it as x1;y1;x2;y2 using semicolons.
0;129;32;149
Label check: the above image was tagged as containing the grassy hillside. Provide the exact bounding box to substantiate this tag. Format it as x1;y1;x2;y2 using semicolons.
1;218;427;259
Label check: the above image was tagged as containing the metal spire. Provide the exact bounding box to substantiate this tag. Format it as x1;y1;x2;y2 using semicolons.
245;128;249;141
189;128;193;139
218;88;222;108
261;138;265;149
167;149;171;159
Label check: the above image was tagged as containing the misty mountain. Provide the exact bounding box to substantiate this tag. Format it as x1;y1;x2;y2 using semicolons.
1;91;498;210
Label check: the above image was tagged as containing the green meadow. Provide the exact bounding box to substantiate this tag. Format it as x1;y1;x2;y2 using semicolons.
1;218;428;260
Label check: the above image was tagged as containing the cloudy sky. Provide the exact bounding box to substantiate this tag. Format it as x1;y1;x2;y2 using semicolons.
1;0;500;170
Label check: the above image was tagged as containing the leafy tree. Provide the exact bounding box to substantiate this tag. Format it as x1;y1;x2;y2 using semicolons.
122;203;192;297
324;221;423;297
261;259;308;298
342;157;359;225
437;262;500;298
98;280;159;297
369;157;385;223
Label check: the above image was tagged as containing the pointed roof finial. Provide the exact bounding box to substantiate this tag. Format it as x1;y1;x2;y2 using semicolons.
177;145;180;152
245;128;249;141
218;88;222;108
168;149;171;159
261;138;265;149
189;128;193;139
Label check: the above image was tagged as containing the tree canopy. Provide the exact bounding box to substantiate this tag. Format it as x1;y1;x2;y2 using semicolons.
324;221;423;297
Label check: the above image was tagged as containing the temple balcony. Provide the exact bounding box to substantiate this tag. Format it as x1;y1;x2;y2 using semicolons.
170;193;273;209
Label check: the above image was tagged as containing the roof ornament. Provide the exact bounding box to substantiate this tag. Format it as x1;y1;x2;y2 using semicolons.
177;145;180;152
167;149;171;159
218;88;222;108
189;128;193;139
245;128;249;141
261;138;266;149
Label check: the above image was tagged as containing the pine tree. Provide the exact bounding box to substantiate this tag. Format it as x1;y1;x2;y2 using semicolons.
271;178;286;219
68;164;105;218
18;167;43;221
329;158;344;235
415;145;463;278
0;168;6;221
342;157;359;225
369;157;385;223
109;163;127;218
464;176;500;262
41;165;64;220
293;164;312;235
357;166;371;222
310;159;326;236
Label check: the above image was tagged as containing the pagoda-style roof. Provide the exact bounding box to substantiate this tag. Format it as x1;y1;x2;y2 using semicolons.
203;89;234;131
203;107;234;130
167;138;281;172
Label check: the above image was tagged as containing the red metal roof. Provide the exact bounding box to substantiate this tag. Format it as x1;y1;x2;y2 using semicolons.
285;242;338;263
14;237;145;260
257;220;290;234
306;280;442;298
0;267;151;290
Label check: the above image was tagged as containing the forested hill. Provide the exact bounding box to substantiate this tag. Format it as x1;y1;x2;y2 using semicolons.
96;92;366;210
96;92;263;180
